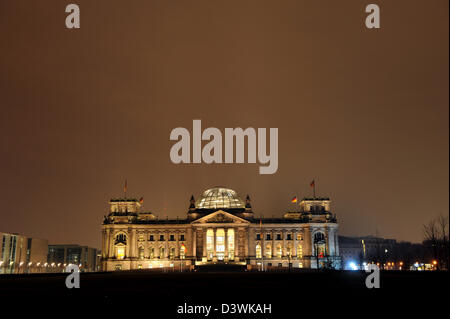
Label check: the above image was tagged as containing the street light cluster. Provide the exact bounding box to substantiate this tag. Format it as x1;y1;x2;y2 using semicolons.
0;260;85;273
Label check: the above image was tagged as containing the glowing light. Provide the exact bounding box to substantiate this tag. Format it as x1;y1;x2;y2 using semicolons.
348;261;358;271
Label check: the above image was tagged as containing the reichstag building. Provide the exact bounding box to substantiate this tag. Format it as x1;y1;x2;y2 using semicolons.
101;187;341;271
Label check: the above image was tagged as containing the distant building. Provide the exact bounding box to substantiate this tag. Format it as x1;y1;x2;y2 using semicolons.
102;186;341;271
48;245;100;272
339;235;397;269
0;232;48;274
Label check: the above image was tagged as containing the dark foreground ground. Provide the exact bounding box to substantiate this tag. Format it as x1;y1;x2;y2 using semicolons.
0;269;448;316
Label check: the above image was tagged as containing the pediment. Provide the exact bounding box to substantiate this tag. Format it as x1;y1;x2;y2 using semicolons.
192;210;249;224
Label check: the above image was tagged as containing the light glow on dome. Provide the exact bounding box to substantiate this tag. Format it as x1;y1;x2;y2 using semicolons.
196;187;245;209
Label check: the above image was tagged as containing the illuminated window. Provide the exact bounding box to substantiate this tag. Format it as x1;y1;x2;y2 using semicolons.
314;232;326;257
116;247;125;260
287;245;292;257
227;229;234;260
138;246;144;259
297;233;303;241
276;244;282;258
138;234;144;242
149;247;155;259
265;244;272;258
159;247;165;258
256;244;262;259
180;244;186;259
298;245;303;258
206;229;214;260
170;247;175;259
299;262;303;268
216;229;225;260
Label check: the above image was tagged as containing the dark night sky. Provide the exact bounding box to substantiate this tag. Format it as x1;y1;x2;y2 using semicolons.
0;1;448;248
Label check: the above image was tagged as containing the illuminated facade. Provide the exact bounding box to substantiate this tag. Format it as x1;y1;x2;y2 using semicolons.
101;187;340;271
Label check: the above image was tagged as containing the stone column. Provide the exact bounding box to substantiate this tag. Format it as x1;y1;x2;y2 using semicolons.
203;229;207;258
213;228;217;259
192;228;196;259
224;228;229;259
176;230;180;258
272;229;275;259
104;229;110;258
130;229;136;259
335;232;340;257
109;232;114;259
244;227;249;258
261;229;265;258
234;229;238;259
293;229;297;258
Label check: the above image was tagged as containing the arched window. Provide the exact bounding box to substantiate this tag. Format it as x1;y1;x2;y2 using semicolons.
180;244;186;259
314;232;325;244
276;244;282;258
265;244;272;258
313;232;326;257
206;229;214;260
149;247;155;259
138;246;144;259
256;244;262;259
159;247;165;259
298;244;303;258
286;245;292;257
227;229;235;260
115;233;127;245
170;247;175;259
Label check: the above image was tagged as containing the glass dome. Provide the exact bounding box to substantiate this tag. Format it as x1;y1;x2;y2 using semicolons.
196;187;245;209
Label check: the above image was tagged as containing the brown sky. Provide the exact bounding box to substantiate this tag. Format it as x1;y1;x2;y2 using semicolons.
0;1;448;248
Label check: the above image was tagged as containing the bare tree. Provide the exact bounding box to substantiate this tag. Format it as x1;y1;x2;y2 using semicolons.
437;214;449;270
423;218;439;268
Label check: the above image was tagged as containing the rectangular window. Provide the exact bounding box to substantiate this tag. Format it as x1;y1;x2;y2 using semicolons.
276;234;281;240
180;234;185;241
266;234;271;240
287;234;292;240
169;235;175;241
159;235;165;241
256;234;261;240
149;235;154;241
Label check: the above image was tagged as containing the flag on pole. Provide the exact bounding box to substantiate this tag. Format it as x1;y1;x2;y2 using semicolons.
139;197;144;204
310;179;316;198
291;196;298;203
124;179;128;193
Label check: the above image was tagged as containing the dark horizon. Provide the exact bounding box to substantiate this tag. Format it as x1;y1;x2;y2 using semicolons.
0;0;448;249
